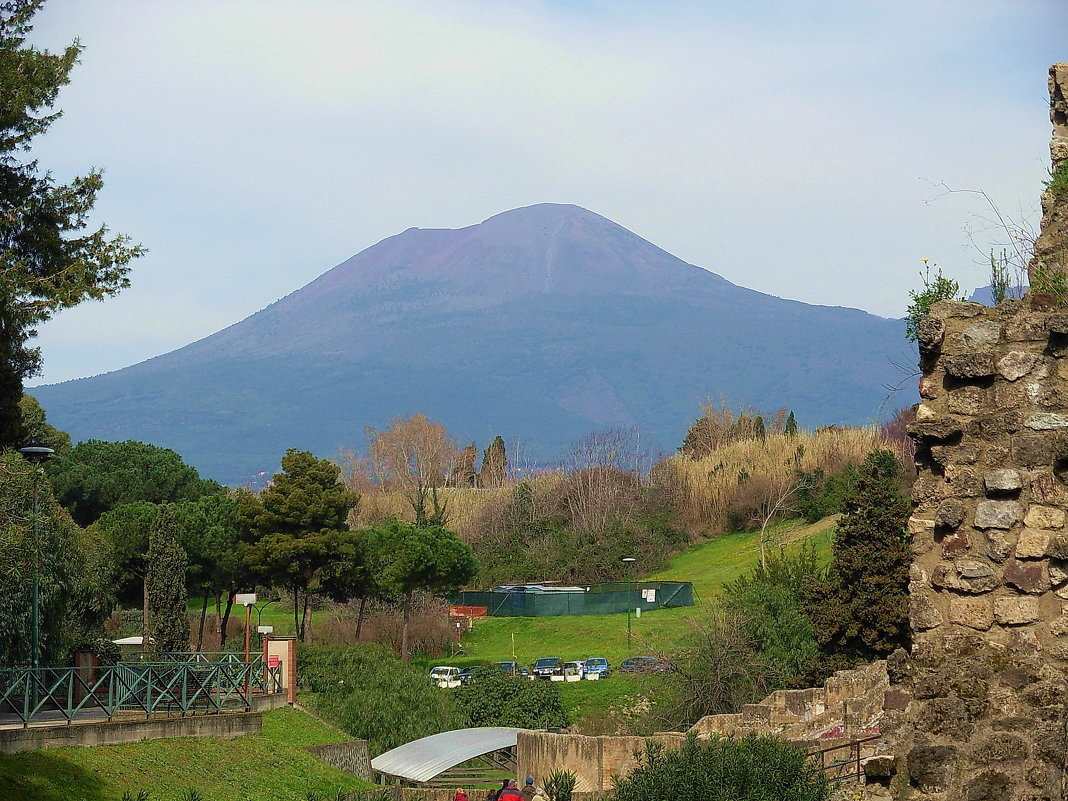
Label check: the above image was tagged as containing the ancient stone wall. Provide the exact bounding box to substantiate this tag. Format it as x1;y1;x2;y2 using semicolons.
1030;64;1068;282
881;298;1068;799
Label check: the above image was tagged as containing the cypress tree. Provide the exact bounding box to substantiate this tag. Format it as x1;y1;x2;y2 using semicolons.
147;505;189;655
480;436;508;488
754;415;766;442
452;443;478;487
803;449;911;665
784;411;798;437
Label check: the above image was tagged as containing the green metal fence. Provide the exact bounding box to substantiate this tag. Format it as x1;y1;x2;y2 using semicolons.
452;580;694;617
0;655;282;728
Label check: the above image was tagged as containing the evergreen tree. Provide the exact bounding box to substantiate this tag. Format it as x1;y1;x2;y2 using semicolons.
241;449;360;640
147;505;189;655
47;439;219;527
0;2;144;447
803;449;911;667
784;411;798;437
480;436;508;488
754;415;766;442
17;395;70;454
366;518;477;664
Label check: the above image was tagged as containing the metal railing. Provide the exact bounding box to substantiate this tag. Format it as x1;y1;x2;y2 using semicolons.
0;656;282;728
810;733;882;783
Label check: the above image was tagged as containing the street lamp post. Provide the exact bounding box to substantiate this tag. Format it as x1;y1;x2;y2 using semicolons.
622;557;637;650
18;444;54;671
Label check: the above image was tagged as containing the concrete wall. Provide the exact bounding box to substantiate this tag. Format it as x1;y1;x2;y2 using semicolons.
516;730;685;792
0;712;262;754
306;740;371;781
251;692;289;713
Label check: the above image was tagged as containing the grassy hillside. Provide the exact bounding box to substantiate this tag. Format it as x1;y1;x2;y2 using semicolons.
0;707;371;801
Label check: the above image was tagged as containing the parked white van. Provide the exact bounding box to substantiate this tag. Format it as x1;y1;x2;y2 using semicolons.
429;666;461;688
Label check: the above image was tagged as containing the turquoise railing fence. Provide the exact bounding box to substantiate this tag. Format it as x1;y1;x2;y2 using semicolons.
0;655;282;728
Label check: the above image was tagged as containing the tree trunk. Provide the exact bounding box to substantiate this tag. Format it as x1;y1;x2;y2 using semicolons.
142;574;149;649
293;584;301;641
299;590;310;642
195;591;210;652
401;592;412;665
220;595;234;648
354;595;368;641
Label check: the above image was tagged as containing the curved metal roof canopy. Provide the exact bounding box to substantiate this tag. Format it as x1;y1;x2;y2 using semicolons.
371;727;525;783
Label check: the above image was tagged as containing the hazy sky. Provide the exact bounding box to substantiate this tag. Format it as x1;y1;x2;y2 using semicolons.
24;0;1066;385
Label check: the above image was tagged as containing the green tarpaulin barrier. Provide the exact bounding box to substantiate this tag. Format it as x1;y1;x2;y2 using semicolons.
452;581;694;617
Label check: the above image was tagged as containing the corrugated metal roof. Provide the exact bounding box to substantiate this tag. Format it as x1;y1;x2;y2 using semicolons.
370;727;524;783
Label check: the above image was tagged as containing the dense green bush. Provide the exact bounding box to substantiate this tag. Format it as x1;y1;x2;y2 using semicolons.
724;546;823;688
298;643;462;755
453;671;569;729
612;732;829;801
794;465;858;523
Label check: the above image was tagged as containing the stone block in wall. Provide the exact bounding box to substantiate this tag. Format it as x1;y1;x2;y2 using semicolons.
910;593;943;630
1027;472;1067;506
992;380;1026;410
1016;528;1052;558
1003;559;1051;594
975;411;1022;438
941;530;970;558
1026;413;1068;430
931;441;980;466
944;353;997;379
974;500;1022;529
1047;534;1068;559
998;351;1038;381
1049;560;1068;585
935;500;967;529
1003;312;1049;341
949;597;993;630
931;560;999;594
1024;504;1066;529
917;316;946;354
947;386;985;415
984;469;1022;494
985;529;1013;563
909;419;965;443
960;320;1002;349
1011;432;1065;468
993;597;1041;625
945;466;984;497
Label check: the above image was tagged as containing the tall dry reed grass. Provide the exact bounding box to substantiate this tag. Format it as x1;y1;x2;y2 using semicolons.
654;427;891;533
351;484;517;539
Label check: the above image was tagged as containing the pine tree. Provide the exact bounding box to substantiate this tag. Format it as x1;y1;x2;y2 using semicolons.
0;2;144;447
754;416;766;442
480;436;508;488
803;449;911;665
147;506;189;655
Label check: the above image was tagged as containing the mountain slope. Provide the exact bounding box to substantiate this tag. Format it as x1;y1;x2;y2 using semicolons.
32;204;912;483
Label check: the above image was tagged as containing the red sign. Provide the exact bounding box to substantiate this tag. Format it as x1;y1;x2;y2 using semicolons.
268;656;280;668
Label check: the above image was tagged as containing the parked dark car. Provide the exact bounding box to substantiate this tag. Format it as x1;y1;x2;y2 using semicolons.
457;666;483;685
619;656;667;674
532;657;562;679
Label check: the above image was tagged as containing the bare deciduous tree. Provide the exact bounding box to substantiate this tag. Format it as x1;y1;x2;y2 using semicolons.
365;414;459;523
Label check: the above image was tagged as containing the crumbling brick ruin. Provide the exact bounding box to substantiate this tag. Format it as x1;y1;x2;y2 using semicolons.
875;64;1068;801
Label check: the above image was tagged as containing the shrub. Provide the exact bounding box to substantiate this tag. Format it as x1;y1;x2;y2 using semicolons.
298;642;462;754
905;261;963;342
724;546;823;688
612;732;829;801
659;610;770;729
544;769;578;801
453;671;568;729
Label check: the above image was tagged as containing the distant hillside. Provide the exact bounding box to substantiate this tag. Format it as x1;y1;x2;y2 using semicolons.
32;204;914;483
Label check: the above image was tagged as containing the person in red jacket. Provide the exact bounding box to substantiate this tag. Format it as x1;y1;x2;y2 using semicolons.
499;779;524;800
454;790;469;801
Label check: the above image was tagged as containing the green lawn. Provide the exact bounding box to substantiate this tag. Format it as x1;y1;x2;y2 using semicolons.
0;707;372;801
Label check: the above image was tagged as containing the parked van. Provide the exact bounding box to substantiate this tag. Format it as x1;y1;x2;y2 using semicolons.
429;666;461;688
